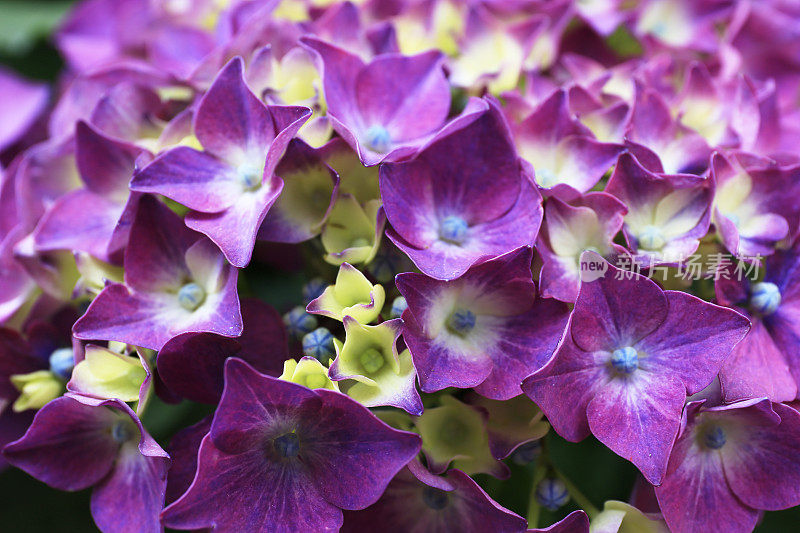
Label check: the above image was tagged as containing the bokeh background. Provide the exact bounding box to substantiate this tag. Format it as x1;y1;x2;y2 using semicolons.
0;0;798;530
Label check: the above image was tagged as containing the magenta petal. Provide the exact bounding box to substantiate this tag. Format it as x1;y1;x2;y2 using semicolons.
194;57;280;162
304;388;422;510
721;401;800;511
0;67;48;152
2;396;119;491
637;291;750;395
91;440;169;533
570;257;668;352
587;372;685;485
655;420;758;533
33;189;124;259
165;416;211;505
343;467;526;533
75;120;141;198
123;196;197;293
473;296;569;400
185;177;284;267
719;318;796;402
522;332;604;442
162;435;342;532
158;299;288;403
529;510;590;532
131;146;244;212
354;50;449;141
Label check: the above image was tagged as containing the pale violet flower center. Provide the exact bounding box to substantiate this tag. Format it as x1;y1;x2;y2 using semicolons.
178;282;206;311
237;162;263;191
611;346;639;374
447;308;476;336
638;225;666;251
750;282;781;315
439;215;469;245
365;125;391;153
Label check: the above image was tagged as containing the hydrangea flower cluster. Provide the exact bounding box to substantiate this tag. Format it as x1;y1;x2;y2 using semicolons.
3;0;800;531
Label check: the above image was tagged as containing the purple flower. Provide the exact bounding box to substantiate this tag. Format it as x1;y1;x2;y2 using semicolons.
381;99;542;280
301;36;451;166
157;298;289;403
605;153;714;266
523;252;749;484
130;57;311;267
342;461;527;533
655;398;800;533
512;89;621;193
398;247;569;399
715;237;800;402
3;395;169;533
536;191;628;303
161;358;421;531
33;121;143;263
73;195;242;351
711;152;800;258
624;83;711;175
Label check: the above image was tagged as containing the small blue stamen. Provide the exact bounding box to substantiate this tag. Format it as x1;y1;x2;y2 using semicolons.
421;487;449;510
511;440;542;465
302;327;335;363
704;426;726;450
178;282;206;311
439;215;469;245
611;346;639;375
390;296;408;319
638;225;666;250
237;162;262;191
49;348;75;380
535;478;569;511
447;309;476;336
283;306;318;340
750;282;781;315
365;125;391;153
273;432;301;458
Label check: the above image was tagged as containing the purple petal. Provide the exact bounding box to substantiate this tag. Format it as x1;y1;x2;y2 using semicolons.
2;396;119;491
587;372;685;485
131;146;245;212
570;255;668;352
162;435;342;532
637;291;750;395
185;178;284;267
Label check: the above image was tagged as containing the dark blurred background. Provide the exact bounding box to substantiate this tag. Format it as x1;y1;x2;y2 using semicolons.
0;0;798;530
